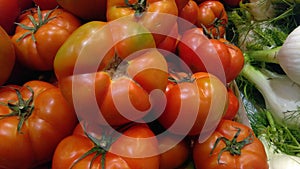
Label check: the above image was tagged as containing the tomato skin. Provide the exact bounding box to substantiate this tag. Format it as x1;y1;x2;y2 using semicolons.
52;123;160;169
56;0;107;21
219;38;244;82
0;0;33;35
54;21;114;80
158;72;227;136
54;21;168;127
11;7;81;71
178;28;243;83
33;0;59;10
193;120;269;169
222;88;239;120
106;0;178;46
179;0;199;26
157;23;179;53
177;28;230;83
196;0;228;38
0;80;78;169
0;26;15;86
175;0;189;12
158;135;191;169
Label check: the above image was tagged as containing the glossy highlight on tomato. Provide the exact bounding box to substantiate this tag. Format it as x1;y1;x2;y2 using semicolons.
0;80;78;168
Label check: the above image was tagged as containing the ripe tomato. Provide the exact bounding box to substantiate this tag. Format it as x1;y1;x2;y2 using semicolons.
56;0;107;21
0;0;33;35
177;28;230;83
54;21;168;127
157;22;180;53
158;72;228;136
11;7;81;71
175;0;189;12
33;0;58;10
219;38;244;82
158;134;191;169
106;0;178;46
222;88;239;120
178;0;199;26
196;0;228;38
193;119;269;169
0;80;78;169
52;123;160;169
0;26;15;86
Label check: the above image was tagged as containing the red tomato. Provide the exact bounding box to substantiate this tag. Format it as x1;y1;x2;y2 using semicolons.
0;0;33;35
193;120;269;169
0;80;78;168
33;0;59;10
222;88;239;120
106;0;178;47
56;0;107;21
175;0;189;12
219;38;245;82
11;7;81;71
157;22;180;54
158;72;228;136
177;28;230;83
158;134;191;169
54;21;168;127
196;0;228;38
0;26;15;85
179;0;199;26
52;123;160;169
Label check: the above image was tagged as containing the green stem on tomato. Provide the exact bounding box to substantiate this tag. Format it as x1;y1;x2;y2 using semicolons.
0;86;34;134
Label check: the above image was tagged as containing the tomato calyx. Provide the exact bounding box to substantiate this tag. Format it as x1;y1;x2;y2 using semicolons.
168;72;194;84
210;127;254;164
71;124;118;169
15;6;57;42
199;10;227;39
124;0;148;17
0;86;34;134
104;54;129;79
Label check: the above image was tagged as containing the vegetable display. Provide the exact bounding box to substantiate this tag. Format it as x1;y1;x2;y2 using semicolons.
0;80;77;169
1;0;299;168
228;0;300;167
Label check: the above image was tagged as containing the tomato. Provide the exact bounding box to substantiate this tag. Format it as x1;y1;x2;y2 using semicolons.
54;21;168;127
11;7;81;71
56;0;107;21
33;0;59;10
0;0;33;35
157;22;180;54
196;0;228;38
177;28;230;83
158;134;191;169
178;0;199;26
52;122;160;169
193;119;269;169
175;0;189;12
106;0;178;46
219;38;244;82
0;80;78;169
158;72;227;136
222;88;239;120
0;26;15;86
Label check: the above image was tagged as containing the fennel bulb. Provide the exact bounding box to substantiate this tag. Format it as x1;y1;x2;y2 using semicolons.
241;63;300;129
259;134;300;169
278;26;300;86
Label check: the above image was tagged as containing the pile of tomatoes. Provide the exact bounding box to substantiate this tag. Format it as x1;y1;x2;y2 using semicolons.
0;0;269;169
